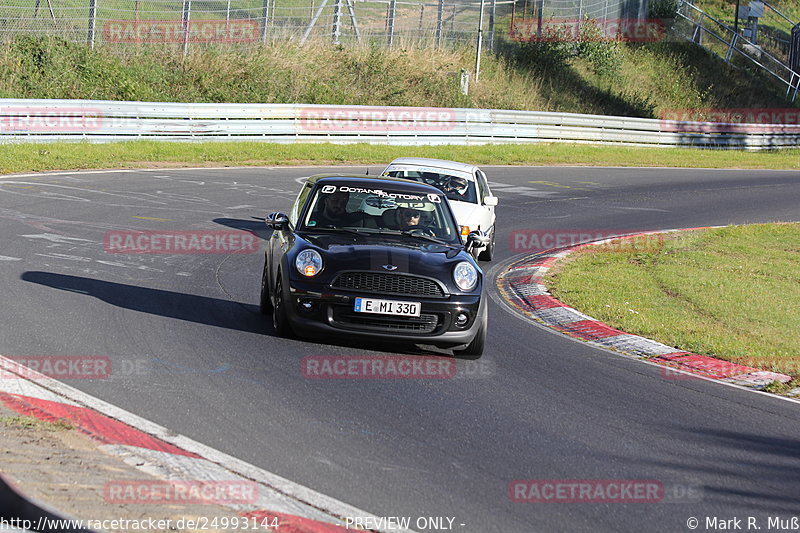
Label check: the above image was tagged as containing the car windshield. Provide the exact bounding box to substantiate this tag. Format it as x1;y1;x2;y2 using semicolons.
300;182;461;243
383;168;478;204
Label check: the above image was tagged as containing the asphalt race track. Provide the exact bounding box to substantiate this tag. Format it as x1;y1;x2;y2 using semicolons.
2;165;800;532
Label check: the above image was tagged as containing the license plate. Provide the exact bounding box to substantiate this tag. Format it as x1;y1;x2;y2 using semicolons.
354;297;421;317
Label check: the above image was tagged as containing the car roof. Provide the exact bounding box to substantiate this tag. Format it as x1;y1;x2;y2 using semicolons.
306;174;445;195
385;157;480;175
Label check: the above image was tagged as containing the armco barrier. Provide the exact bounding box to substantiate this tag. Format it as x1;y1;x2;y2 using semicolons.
1;100;799;150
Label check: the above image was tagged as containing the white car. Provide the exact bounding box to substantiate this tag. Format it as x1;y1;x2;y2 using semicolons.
380;158;498;261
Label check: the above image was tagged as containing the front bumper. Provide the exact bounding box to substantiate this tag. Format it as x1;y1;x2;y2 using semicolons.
282;278;485;348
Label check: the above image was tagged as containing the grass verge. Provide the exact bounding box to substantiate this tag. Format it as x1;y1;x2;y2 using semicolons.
0;415;74;431
546;223;800;383
1;141;800;174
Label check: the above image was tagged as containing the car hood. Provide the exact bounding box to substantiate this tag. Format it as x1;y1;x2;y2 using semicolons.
298;232;469;274
449;201;484;228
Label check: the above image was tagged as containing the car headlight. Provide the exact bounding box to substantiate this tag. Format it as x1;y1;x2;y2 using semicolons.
296;249;323;277
453;261;478;291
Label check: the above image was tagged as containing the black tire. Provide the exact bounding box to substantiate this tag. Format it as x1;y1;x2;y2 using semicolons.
272;274;294;338
478;228;495;262
454;306;487;358
259;260;273;314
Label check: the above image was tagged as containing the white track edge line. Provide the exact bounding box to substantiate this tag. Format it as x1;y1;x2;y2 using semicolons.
0;353;417;533
487;235;800;408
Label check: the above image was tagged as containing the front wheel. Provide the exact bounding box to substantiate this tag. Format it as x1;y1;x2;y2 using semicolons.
454;306;487;358
259;260;273;314
272;275;294;338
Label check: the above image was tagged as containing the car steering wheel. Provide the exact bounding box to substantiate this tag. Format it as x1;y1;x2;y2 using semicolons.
403;225;437;237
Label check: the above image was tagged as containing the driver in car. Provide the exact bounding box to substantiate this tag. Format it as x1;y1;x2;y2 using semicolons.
397;207;422;229
442;176;468;199
313;190;371;228
382;206;424;231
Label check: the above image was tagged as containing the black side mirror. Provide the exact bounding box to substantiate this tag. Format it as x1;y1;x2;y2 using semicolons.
466;230;490;255
266;212;290;230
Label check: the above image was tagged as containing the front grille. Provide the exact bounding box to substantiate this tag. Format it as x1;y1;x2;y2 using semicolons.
331;272;445;298
332;307;440;334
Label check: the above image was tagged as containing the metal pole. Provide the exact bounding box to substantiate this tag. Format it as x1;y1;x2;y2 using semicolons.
489;0;495;51
332;0;342;44
225;0;231;31
87;0;97;49
301;0;329;44
475;0;485;83
435;0;443;47
734;0;740;35
419;3;425;45
261;0;270;42
387;0;397;48
182;0;191;56
345;0;361;42
536;0;543;39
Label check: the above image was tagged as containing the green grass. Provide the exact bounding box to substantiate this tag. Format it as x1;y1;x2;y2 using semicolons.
1;141;800;174
0;36;794;117
546;224;800;381
0;415;74;431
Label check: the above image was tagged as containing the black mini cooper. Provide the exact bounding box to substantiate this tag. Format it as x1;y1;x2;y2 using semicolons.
260;175;489;356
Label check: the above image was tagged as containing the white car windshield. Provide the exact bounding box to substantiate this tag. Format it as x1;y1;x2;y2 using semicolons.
384;169;478;204
301;183;461;243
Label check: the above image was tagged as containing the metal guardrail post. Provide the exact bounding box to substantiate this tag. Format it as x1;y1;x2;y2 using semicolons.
387;0;397;48
435;0;443;48
87;0;97;49
182;0;191;56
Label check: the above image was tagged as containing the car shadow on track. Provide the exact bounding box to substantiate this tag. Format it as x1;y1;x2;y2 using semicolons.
21;271;272;336
20;271;479;359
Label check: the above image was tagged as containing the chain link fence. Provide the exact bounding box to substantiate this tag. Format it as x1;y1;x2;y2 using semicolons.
0;0;523;50
0;0;666;52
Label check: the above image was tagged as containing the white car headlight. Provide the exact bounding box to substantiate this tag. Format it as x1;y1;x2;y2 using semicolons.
453;261;478;291
296;249;323;277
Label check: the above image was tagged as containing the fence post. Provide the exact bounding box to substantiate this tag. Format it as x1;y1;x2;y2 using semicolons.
332;0;342;44
435;0;443;47
475;0;485;82
87;0;97;49
182;0;191;56
536;0;544;38
489;0;496;51
387;0;397;48
261;0;270;42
